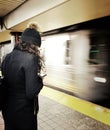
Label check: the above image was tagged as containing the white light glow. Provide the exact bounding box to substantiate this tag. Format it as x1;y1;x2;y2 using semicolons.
44;34;69;65
93;77;107;83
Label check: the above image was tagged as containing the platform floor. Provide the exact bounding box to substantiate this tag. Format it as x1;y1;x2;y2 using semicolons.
0;94;110;130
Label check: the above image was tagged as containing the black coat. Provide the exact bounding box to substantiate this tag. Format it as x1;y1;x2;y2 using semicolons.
1;46;43;130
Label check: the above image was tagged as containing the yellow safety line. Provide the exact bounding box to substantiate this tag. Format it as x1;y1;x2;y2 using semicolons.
40;86;110;126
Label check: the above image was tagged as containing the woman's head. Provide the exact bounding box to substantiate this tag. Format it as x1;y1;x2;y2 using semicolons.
18;22;45;74
21;22;41;47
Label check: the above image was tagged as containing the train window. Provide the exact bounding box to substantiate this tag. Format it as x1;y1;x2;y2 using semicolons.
65;40;71;64
89;45;99;64
89;35;108;65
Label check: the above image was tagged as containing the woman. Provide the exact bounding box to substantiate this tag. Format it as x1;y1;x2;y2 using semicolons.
1;22;44;130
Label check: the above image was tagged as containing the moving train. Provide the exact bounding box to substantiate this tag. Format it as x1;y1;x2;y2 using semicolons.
41;16;110;104
0;0;110;106
0;16;110;106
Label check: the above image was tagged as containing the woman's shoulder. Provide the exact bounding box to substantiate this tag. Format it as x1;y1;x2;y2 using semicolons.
2;53;11;62
20;52;37;65
14;48;36;59
23;51;36;60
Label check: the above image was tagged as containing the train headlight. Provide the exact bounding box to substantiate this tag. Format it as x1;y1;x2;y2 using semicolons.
93;77;107;83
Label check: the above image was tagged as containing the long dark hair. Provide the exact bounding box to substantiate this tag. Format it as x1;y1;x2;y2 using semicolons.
17;41;44;74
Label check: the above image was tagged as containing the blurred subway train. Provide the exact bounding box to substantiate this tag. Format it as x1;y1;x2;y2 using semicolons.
0;0;110;107
0;16;110;107
41;16;110;104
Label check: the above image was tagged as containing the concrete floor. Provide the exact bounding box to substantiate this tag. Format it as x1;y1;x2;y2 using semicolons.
0;95;110;130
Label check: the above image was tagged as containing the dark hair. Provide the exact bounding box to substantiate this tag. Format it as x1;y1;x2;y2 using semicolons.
18;41;45;74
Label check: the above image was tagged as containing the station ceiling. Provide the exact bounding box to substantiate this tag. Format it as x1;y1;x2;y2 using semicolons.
0;0;68;43
0;0;27;17
0;0;109;43
0;0;28;43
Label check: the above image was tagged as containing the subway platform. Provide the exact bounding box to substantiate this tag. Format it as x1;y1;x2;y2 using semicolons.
0;87;110;130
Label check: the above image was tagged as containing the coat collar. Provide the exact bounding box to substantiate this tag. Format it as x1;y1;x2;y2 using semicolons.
14;44;21;51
